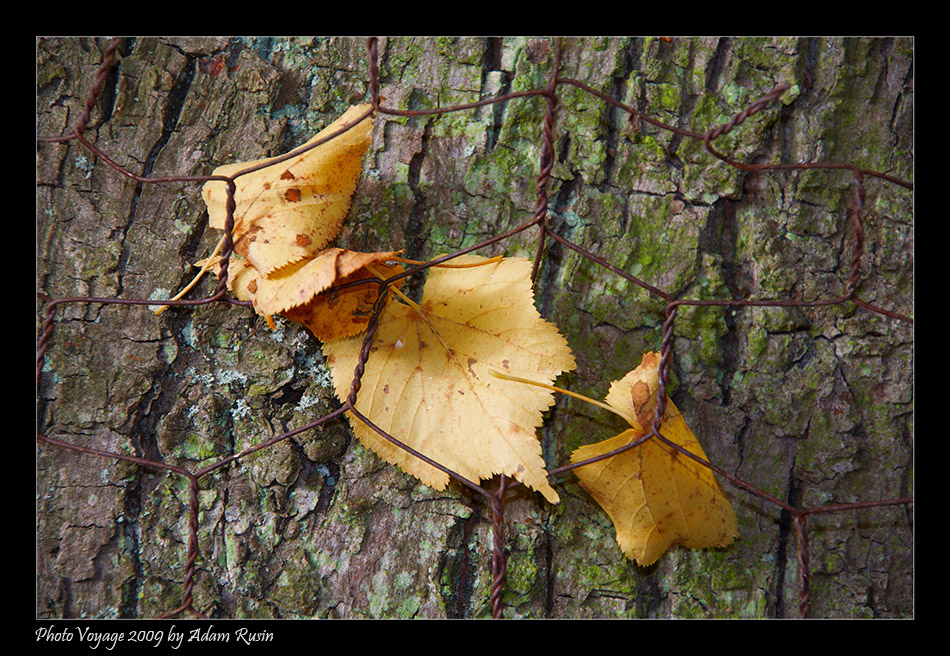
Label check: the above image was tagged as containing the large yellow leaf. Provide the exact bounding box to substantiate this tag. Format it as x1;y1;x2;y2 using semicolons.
323;255;576;503
201;104;373;276
570;352;737;566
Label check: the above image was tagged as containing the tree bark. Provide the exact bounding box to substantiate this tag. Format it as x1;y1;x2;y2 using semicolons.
36;36;913;619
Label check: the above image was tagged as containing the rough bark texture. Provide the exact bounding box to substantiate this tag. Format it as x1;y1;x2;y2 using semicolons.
36;37;913;619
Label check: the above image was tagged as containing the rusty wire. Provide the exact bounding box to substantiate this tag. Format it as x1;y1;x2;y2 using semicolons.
36;36;913;619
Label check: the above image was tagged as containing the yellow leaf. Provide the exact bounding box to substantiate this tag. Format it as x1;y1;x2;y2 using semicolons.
201;104;373;276
250;249;399;317
196;248;404;341
323;255;576;503
570;352;737;566
270;250;405;342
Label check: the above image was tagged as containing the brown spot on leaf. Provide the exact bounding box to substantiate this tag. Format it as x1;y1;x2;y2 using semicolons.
631;380;653;424
284;187;301;202
280;170;296;180
295;233;312;247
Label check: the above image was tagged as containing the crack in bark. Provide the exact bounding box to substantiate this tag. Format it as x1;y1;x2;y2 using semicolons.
405;116;433;274
481;37;511;153
772;464;804;618
438;504;478;618
115;49;198;297
700;196;742;406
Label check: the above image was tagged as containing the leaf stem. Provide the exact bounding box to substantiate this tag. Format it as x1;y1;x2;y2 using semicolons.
488;370;640;430
154;234;226;316
392;254;503;268
370;254;503;315
364;262;422;314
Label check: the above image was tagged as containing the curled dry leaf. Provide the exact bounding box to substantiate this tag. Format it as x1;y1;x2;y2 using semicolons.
570;352;738;566
253;249;401;317
322;255;576;503
188;104;402;340
265;250;404;341
201;104;374;276
195;249;404;341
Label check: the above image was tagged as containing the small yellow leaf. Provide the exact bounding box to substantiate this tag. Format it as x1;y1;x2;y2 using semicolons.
252;248;401;316
196;248;404;342
272;250;405;342
323;255;576;502
201;104;373;276
570;352;737;566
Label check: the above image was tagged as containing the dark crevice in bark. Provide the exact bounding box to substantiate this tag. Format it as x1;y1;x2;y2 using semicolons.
92;38;128;130
123;372;164;463
890;58;914;151
772;467;804;618
290;431;345;521
439;502;478;618
145;55;197;177
599;37;638;189
634;563;663;617
117;54;197;293
733;416;751;475
542;526;555;617
798;37;820;97
61;577;75;618
663;39;703;168
704;37;732;94
313;462;341;518
404;116;433;300
265;379;307;413
699;196;741;406
118;478;144;618
482;37;512;152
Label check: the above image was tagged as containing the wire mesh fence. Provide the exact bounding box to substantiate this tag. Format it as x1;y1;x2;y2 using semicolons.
37;36;913;619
